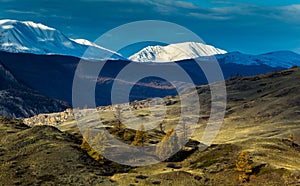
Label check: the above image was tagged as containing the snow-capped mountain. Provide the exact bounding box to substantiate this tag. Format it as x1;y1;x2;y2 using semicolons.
0;19;123;60
216;51;300;68
0;19;298;68
129;42;227;62
129;40;300;68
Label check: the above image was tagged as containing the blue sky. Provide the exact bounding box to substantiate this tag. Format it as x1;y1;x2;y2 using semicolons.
1;0;300;56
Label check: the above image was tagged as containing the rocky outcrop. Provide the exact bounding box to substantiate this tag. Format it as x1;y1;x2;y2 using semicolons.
23;109;74;126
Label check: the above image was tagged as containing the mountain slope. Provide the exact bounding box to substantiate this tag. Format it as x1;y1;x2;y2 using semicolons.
216;51;300;68
0;60;69;118
129;42;227;62
0;19;123;60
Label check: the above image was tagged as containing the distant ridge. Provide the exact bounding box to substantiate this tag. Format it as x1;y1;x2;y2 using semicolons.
216;51;300;68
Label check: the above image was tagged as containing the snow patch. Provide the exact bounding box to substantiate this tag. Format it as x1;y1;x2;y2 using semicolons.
22;21;55;30
1;25;13;29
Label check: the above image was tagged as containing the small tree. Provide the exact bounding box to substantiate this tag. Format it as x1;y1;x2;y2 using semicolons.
131;124;147;146
288;133;295;142
81;136;91;152
115;105;122;129
288;133;299;148
235;150;252;183
92;130;109;156
81;128;92;150
180;122;188;144
123;129;132;141
81;128;104;162
156;128;180;160
159;123;164;133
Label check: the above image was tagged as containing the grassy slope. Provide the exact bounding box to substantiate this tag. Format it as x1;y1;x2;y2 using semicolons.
0;117;117;186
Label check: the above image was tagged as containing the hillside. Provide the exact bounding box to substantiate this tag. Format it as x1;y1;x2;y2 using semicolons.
0;117;119;185
19;67;300;185
0;61;69;118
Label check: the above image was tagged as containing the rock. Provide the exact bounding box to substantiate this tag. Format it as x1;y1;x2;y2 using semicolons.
194;175;202;181
189;161;196;165
23;109;74;127
152;181;161;185
166;163;182;169
135;175;148;179
243;103;250;109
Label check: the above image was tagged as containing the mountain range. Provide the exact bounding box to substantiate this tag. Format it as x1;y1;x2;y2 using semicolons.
0;19;299;112
0;19;300;69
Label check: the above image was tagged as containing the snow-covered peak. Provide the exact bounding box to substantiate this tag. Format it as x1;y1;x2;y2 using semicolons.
129;42;227;62
0;19;123;60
